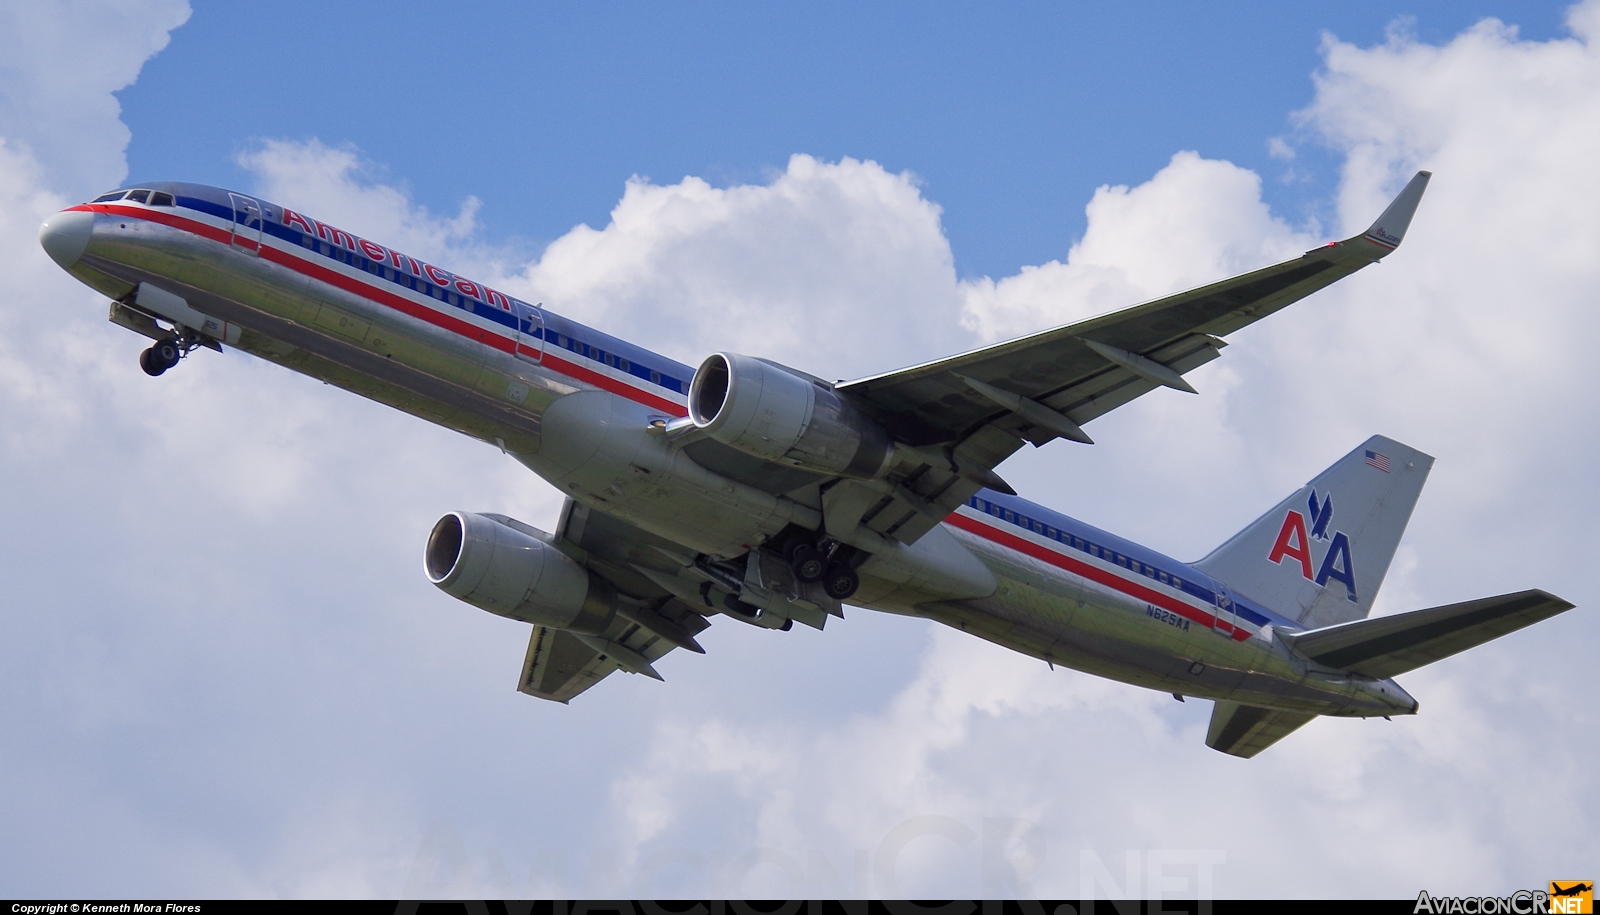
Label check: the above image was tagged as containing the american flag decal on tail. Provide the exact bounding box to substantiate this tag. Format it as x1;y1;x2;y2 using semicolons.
1365;450;1391;472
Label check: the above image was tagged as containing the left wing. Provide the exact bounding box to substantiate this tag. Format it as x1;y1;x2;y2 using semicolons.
809;172;1431;549
840;171;1431;449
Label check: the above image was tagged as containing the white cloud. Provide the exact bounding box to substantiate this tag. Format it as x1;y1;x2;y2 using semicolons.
515;153;969;379
958;151;1314;345
0;0;190;198
4;0;1599;900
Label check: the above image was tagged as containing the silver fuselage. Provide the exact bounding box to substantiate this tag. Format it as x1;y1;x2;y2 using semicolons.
45;184;1417;718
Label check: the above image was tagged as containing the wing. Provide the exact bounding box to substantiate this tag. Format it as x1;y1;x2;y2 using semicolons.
1276;589;1575;680
515;499;714;703
1206;701;1317;758
810;172;1432;549
841;171;1431;448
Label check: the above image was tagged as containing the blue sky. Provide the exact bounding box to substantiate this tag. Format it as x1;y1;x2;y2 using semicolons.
4;0;1597;899
120;2;1567;278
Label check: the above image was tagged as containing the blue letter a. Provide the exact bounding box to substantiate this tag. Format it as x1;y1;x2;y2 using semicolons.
1315;532;1358;602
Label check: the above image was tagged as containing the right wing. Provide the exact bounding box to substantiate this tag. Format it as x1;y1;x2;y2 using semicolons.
515;499;714;703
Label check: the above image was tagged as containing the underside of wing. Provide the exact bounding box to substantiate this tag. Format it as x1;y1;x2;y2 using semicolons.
509;500;715;703
517;625;618;702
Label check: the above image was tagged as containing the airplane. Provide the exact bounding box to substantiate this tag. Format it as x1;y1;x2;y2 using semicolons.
37;170;1577;757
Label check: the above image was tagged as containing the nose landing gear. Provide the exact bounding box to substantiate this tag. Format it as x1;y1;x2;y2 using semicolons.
139;339;182;376
137;327;208;377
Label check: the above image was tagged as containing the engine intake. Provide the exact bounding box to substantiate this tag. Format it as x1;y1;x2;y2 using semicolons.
689;352;892;478
425;511;615;633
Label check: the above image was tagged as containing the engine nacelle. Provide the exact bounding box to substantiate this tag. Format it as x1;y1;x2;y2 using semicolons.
689;352;893;478
424;511;615;633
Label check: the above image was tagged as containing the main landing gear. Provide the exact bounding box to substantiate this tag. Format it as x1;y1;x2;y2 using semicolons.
783;538;860;600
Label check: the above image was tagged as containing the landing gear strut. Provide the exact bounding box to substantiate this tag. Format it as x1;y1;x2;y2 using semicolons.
139;339;181;376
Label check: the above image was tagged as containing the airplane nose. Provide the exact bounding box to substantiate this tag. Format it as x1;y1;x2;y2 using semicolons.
39;209;95;270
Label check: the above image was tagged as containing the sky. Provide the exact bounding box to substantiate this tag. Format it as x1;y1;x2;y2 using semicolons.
1;0;1596;900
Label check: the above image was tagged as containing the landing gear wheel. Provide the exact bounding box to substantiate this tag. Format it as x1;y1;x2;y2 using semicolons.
789;543;826;582
822;564;859;600
139;347;165;376
141;340;180;376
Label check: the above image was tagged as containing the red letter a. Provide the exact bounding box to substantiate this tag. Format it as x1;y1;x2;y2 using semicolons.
1267;511;1314;580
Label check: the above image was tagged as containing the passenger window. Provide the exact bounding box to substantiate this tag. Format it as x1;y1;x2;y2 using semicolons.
124;190;151;204
150;192;174;206
620;358;631;373
650;370;661;385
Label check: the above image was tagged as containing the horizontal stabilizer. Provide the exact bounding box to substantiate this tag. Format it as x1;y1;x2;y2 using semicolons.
1207;701;1317;758
1278;589;1575;679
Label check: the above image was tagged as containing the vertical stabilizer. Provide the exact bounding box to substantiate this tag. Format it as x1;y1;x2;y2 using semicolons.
1195;436;1432;629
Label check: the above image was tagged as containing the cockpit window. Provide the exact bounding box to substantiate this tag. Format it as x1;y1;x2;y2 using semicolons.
124;190;152;204
92;191;126;203
150;191;174;206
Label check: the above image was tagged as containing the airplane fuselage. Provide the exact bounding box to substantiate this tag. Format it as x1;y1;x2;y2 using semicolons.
41;183;1418;719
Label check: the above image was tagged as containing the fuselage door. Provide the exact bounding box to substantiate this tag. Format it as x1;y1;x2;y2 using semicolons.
1212;584;1237;639
228;193;264;256
516;301;544;364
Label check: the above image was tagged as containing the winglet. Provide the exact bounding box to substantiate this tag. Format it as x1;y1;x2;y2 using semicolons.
1360;170;1431;253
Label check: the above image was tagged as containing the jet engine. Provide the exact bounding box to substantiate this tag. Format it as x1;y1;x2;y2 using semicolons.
688;352;893;479
424;511;615;633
